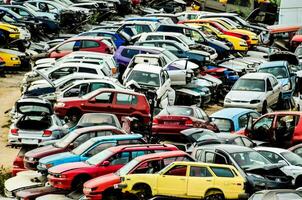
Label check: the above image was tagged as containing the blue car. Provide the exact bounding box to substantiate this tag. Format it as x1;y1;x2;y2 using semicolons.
210;108;261;133
257;61;296;100
77;31;126;48
37;134;144;174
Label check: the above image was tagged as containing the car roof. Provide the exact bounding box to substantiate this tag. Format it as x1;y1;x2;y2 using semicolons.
107;144;176;153
198;144;254;153
134;150;188;162
172;161;235;169
216;133;244;140
87;134;142;143
210;108;257;119
241;72;273;80
254;146;288;154
259;61;287;68
133;64;162;73
73;125;122;135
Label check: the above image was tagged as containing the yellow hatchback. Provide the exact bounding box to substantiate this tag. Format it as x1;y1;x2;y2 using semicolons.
116;161;247;199
0;49;21;69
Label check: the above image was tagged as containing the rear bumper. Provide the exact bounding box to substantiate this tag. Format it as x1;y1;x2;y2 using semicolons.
8;134;57;146
152;125;189;135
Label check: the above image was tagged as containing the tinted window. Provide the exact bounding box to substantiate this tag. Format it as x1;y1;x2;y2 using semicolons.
95;92;114;103
210;167;234;177
121;49;139;59
110;152;130;165
146;35;163;40
238;114;248;129
57;41;76;51
90;83;114;91
73;133;94;148
165;165;187;176
190;166;212;177
85;143;115;157
116;93;138;105
82;40;100;48
78;67;97;74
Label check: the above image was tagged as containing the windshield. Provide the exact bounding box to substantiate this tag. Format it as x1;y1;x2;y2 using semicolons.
231;151;271;170
179;34;195;46
162;50;178;62
211;118;233;132
54;132;76;148
258;67;288;79
158;106;193;117
116;159;139;176
127;70;160;87
77;113;119;128
232;79;265;92
281;151;302;166
71;140;94;155
86;149;113;165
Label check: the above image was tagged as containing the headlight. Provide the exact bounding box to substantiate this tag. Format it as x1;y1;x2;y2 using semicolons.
240;41;247;46
83;187;92;193
225;98;232;103
11;57;19;61
205;57;210;61
282;83;290;91
250;100;261;104
55;102;65;107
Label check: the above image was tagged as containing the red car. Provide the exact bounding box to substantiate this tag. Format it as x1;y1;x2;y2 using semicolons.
152;106;218;137
83;150;193;200
47;144;178;190
12;147;32;176
54;88;151;124
38;36;113;60
237;111;302;147
23;126;125;171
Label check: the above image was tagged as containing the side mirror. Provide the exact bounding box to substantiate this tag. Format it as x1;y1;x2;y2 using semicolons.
101;160;110;166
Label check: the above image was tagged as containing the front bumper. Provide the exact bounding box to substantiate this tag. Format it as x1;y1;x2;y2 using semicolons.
224;101;262;112
48;175;73;190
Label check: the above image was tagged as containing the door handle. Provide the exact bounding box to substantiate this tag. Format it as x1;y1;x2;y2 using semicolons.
179;178;186;181
206;179;212;182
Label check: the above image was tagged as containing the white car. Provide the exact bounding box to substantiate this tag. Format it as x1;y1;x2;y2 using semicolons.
255;147;302;187
123;54;198;86
224;72;281;113
124;64;175;108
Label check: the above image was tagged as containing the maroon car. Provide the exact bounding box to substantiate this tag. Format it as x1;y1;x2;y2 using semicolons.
152;106;218;137
23;126;125;171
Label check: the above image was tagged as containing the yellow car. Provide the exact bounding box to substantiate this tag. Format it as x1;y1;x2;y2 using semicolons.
0;22;20;40
210;19;258;45
0;49;22;69
116;161;247;199
187;23;248;51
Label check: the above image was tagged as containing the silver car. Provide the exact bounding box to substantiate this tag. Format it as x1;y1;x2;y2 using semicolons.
8;97;68;146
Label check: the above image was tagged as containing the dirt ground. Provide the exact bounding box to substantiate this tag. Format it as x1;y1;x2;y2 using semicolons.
0;73;24;169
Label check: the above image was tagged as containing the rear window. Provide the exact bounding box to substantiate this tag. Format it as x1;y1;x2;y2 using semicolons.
210;167;234;177
121;49;139;59
18;105;50;114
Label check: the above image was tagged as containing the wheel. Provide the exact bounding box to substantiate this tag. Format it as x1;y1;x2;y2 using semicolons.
135;186;152;200
103;193;119;200
71;175;90;190
262;101;267;114
204;193;225;200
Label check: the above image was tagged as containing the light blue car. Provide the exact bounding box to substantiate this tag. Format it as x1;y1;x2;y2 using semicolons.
257;61;296;100
37;134;144;174
210;108;260;133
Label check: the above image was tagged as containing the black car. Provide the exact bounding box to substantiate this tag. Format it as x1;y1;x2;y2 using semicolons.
192;144;293;194
156;24;232;59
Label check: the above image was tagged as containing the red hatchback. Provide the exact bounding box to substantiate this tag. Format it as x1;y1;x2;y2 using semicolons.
47;36;113;59
47;144;178;190
152;106;218;137
83;150;193;200
54;88;151;124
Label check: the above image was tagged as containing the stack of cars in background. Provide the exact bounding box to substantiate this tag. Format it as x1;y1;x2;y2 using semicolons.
2;0;302;199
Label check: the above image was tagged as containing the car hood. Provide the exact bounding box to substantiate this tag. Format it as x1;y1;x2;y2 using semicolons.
226;90;264;101
278;78;289;86
84;173;120;188
49;162;91;174
25;145;63;159
245;164;288;177
4;171;43;192
39;152;77;165
35;58;56;66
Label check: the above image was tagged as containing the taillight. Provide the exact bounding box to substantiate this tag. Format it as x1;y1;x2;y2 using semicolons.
185;119;193;127
11;128;19;136
43;130;52;137
153;118;159;125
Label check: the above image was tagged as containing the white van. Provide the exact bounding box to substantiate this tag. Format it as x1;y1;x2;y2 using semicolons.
279;0;302;25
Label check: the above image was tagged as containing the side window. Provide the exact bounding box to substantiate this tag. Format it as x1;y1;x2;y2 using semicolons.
73;133;94;148
96;130;114;136
258;151;283;164
57;41;76;51
132;160;162;174
78;67;97;74
160;72;165;85
253;116;274;130
131;151;146;159
197;108;209;121
121;49;139;59
79;83;89;96
242;138;254;148
90;83;114;91
64;85;81;97
266;79;273;91
85;143;115;157
50;67;77;80
94;92;114;103
162;44;179;52
81;40;100;48
117;140;143;145
146;35;163;40
210;167;234;177
116;93;138;105
205;152;227;164
190;166;212;177
166;36;180;43
233;137;245;146
164;165;187;176
238;114;249;129
110;152;130;165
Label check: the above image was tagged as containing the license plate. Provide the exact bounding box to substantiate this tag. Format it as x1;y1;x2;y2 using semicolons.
21;139;38;145
164;121;179;125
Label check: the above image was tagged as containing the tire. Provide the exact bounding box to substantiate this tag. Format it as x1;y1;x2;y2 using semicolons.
262;101;267;114
103;193;119;200
71;175;90;190
135;185;152;200
67;109;82;122
295;176;302;188
204;193;225;200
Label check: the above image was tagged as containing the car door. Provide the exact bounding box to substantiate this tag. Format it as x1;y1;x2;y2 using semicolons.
165;61;187;86
187;165;214;198
269;76;281;103
49;40;80;59
265;78;275;106
81;91;115;113
249;115;275;142
157;164;188;196
112;92;138;120
158;70;170;107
